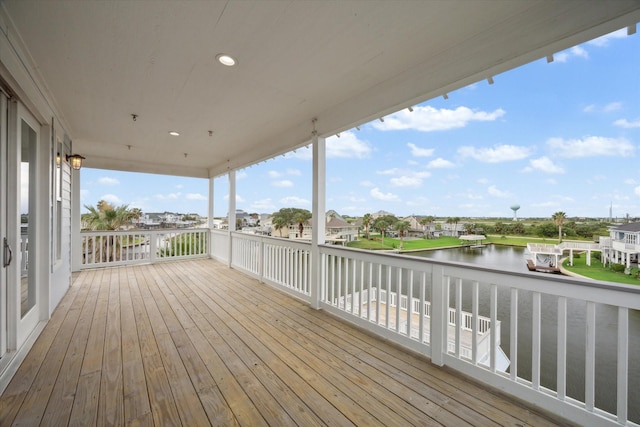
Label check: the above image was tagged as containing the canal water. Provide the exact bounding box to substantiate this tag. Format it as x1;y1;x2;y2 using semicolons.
412;244;640;422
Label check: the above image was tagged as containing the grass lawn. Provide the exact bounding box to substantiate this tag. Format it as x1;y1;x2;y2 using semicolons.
562;254;640;285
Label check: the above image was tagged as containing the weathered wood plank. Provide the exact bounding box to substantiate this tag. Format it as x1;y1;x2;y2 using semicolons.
97;268;124;425
0;270;86;426
120;266;152;424
40;268;102;427
8;269;96;427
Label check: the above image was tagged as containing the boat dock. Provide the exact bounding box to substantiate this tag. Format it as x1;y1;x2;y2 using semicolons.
526;259;561;274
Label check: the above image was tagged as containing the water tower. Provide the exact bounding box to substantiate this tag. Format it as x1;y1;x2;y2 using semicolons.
510;204;520;221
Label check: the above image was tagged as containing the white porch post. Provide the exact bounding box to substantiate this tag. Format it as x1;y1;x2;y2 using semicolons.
71;168;81;272
228;170;236;268
208;176;214;258
208;177;214;229
311;132;326;310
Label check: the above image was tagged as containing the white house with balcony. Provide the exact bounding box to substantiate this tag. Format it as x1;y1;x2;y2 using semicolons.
0;2;639;426
600;222;640;268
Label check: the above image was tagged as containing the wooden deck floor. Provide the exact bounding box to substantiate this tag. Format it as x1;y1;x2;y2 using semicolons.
0;259;572;426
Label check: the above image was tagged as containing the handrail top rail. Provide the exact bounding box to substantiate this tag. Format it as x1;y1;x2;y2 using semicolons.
81;228;209;236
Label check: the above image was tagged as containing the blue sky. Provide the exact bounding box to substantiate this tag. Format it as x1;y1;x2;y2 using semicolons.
81;27;639;219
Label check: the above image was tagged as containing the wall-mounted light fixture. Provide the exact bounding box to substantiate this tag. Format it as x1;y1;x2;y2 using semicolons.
66;154;85;170
56;152;61;166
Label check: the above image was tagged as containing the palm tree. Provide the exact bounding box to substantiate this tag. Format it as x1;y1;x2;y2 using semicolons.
362;213;372;240
552;211;567;243
294;210;312;238
420;215;435;238
130;207;143;227
83;203;134;261
374;219;389;247
272;216;287;237
395;220;411;249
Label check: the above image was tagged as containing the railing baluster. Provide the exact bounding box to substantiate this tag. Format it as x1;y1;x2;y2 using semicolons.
472;281;479;365
532;291;541;387
511;288;518;381
419;271;425;344
396;268;402;333
557;296;567;399
490;284;497;372
585;301;596;412
455;278;462;358
617;307;628;424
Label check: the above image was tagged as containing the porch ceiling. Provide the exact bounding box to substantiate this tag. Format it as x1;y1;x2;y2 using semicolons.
2;1;640;178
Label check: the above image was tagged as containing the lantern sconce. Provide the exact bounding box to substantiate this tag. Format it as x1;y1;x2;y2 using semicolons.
66;154;85;170
56;152;61;166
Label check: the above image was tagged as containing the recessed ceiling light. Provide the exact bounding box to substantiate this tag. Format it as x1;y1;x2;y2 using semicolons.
216;54;237;66
169;131;180;136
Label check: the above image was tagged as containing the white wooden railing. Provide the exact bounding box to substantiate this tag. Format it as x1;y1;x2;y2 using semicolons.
79;228;209;269
223;232;640;427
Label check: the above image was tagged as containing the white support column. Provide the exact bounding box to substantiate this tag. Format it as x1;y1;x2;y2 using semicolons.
208;176;214;258
228;170;236;268
71;168;82;272
586;250;591;266
311;132;326;310
208;177;214;229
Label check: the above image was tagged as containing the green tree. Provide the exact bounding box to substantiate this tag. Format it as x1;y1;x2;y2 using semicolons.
374;219;389;247
420;215;435;238
83;203;133;231
362;213;373;240
272;216;287;237
82;203;135;262
552;211;567;242
394;220;411;249
270;207;312;238
130;207;143;227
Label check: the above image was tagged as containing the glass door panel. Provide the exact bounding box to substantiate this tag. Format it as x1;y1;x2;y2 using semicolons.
20;119;37;317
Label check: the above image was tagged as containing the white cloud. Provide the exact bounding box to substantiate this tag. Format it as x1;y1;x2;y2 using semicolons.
326;131;372;159
582;104;595;113
268;170;281;178
603;102;622;112
101;194;122;204
635;186;640;197
236;171;248;180
279;196;310;206
427;158;455;169
286;168;302;176
588;28;627;47
407;143;434;157
546;178;557;185
457;144;531;163
360;180;375;187
175;184;184;189
370;188;400;202
624;178;637;185
614;118;640;129
522;156;565;174
406;196;429;207
379;168;430;187
487;185;510;198
98;177;119;186
186;193;206;201
251;198;276;211
272;180;294;188
554;45;589;63
476;178;489;184
154;192;181;201
390;176;423;187
547;136;634;158
373;106;505;132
